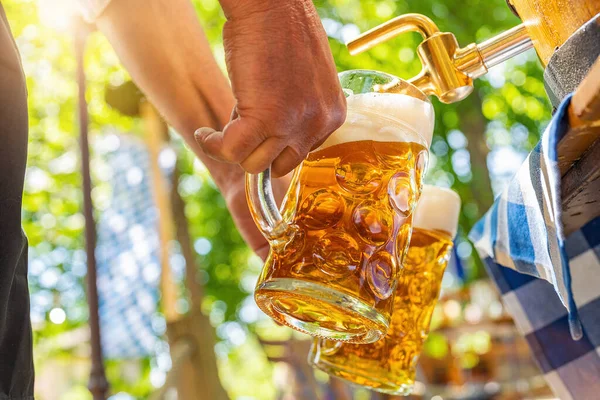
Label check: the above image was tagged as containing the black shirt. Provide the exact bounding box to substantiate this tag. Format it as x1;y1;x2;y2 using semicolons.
0;2;34;398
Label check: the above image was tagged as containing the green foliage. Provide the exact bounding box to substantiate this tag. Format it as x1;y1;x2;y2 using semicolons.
4;0;552;398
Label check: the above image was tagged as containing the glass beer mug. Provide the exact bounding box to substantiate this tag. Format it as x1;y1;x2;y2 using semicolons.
309;184;461;394
246;70;434;343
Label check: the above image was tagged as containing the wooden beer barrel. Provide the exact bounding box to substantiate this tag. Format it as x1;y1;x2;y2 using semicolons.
507;0;600;234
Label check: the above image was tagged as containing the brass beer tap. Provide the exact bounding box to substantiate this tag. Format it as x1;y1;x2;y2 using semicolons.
347;14;533;103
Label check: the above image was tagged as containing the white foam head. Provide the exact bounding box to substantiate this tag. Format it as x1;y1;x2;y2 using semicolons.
413;184;461;238
316;93;434;151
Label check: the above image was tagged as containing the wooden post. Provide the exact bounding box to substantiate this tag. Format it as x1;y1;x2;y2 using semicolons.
140;102;179;323
75;20;109;400
140;102;230;400
104;79;231;400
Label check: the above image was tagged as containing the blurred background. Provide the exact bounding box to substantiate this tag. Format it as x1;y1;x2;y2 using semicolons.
3;0;556;399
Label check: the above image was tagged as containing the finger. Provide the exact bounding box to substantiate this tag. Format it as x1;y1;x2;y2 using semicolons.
195;127;227;162
271;146;307;178
240;137;288;174
195;117;267;163
193;107;238;162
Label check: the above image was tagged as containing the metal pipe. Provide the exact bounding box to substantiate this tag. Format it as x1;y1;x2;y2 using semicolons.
477;24;533;69
347;13;440;56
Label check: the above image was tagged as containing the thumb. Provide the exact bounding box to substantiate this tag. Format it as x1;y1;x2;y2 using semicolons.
196;118;268;164
194;127;227;162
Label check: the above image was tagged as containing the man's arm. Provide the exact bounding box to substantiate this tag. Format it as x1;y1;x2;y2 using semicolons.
96;0;346;176
93;0;345;257
95;0;235;180
96;0;276;257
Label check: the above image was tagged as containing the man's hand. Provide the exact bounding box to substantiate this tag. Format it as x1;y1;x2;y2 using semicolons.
195;0;346;178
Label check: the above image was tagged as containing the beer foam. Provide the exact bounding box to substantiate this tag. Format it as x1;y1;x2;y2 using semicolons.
413;185;461;238
316;93;434;151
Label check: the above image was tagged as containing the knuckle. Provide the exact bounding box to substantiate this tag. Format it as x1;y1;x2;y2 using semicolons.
329;94;348;128
307;93;346;132
242;114;274;141
255;118;275;141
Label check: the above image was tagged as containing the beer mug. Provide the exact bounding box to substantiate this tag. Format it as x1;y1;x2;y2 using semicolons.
246;70;434;343
308;185;461;394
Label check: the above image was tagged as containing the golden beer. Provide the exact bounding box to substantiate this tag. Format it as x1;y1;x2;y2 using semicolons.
248;71;434;343
309;185;461;393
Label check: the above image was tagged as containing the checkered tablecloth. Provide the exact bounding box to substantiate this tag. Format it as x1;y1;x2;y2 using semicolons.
96;136;163;358
469;94;600;399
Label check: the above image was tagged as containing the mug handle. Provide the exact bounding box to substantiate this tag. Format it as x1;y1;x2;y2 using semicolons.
245;168;291;243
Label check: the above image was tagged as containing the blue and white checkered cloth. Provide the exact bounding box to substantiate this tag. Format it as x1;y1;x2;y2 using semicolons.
469;94;600;399
96;136;163;359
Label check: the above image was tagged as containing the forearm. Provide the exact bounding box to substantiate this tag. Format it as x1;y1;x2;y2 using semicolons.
217;0;313;20
96;0;241;187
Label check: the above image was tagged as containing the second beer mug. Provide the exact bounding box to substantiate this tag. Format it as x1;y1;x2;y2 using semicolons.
309;185;461;394
246;70;434;343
